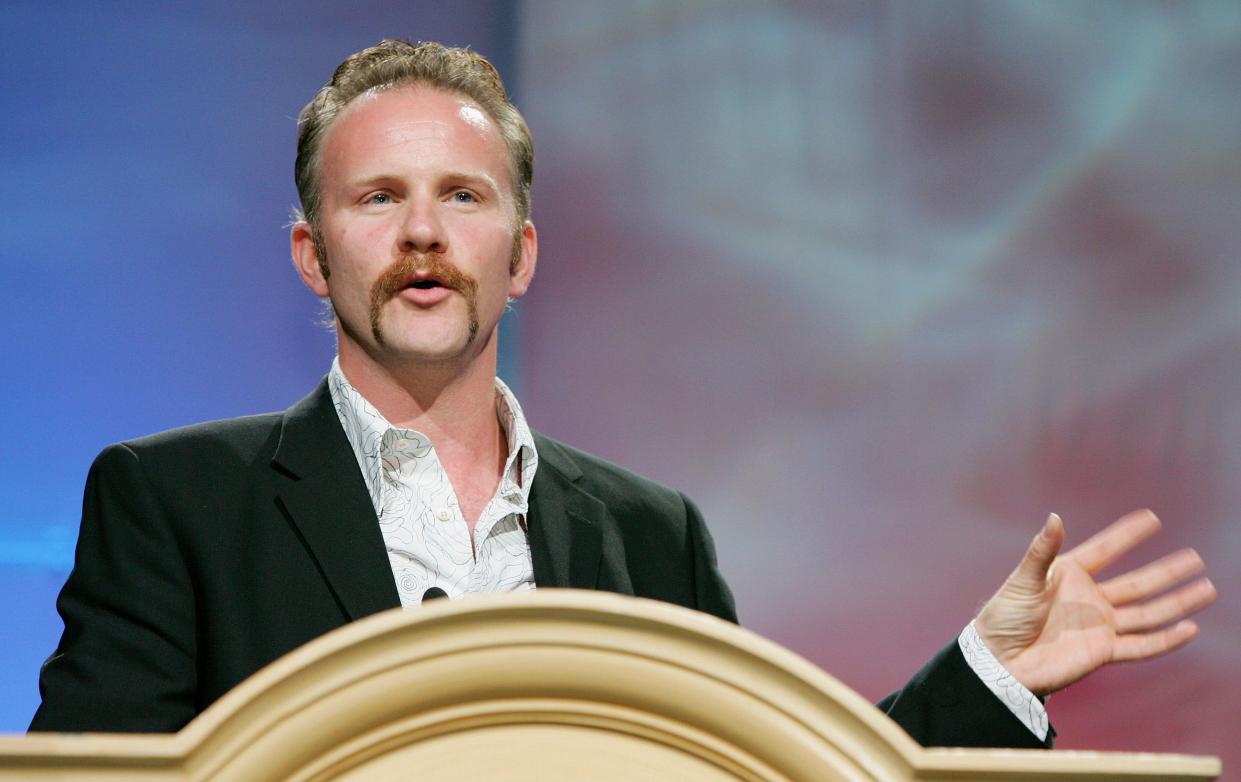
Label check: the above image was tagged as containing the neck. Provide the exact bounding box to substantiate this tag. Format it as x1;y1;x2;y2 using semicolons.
336;331;503;455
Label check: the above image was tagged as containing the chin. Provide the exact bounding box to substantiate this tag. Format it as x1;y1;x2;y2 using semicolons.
383;333;480;365
377;317;473;356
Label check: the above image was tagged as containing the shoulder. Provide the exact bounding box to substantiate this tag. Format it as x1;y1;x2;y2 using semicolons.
532;432;693;520
99;379;334;474
91;411;287;487
118;411;284;458
127;411;283;447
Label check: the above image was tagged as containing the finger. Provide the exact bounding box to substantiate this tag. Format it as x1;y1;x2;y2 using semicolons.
1100;548;1206;606
1114;578;1217;634
1011;513;1064;587
1111;620;1199;662
1065;509;1161;574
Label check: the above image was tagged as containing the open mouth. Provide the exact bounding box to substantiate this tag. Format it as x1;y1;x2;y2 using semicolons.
402;274;454;293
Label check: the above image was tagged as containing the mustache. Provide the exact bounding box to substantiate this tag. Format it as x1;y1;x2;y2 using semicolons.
371;252;479;304
368;252;481;349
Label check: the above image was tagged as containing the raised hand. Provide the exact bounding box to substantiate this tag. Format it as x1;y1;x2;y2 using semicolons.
974;510;1216;697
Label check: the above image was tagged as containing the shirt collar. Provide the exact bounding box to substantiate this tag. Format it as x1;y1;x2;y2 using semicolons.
327;358;538;511
493;375;538;505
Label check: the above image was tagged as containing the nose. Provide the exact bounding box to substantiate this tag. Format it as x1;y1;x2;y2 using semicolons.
398;195;447;255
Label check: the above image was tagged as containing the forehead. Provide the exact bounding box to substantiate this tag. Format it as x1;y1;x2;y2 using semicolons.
319;84;509;186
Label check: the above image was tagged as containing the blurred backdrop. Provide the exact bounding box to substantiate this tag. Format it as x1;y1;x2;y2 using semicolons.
2;0;1238;765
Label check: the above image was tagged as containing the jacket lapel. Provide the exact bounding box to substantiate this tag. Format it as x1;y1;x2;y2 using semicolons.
527;434;606;590
269;379;401;621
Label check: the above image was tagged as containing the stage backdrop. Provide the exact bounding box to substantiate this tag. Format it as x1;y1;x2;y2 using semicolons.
3;0;1238;769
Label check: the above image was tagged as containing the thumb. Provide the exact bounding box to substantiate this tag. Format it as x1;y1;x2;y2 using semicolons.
1011;513;1064;589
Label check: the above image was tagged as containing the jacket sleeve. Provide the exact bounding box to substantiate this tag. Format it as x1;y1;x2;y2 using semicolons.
877;638;1054;748
682;492;739;624
29;443;199;733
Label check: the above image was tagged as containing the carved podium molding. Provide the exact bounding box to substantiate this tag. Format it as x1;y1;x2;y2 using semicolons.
4;590;1220;781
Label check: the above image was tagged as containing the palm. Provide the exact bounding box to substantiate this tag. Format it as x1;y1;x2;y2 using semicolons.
975;511;1215;697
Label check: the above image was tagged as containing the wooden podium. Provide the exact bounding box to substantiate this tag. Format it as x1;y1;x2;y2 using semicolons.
2;591;1220;781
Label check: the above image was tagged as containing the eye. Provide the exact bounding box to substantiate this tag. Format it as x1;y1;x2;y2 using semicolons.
366;192;392;205
451;190;478;204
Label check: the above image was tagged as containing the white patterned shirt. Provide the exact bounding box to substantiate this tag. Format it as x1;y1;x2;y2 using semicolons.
959;621;1049;741
328;359;537;608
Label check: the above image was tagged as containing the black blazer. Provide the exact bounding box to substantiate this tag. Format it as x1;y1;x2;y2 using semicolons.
31;380;1047;748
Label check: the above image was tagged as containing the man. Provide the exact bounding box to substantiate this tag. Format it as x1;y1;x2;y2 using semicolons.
31;40;1215;746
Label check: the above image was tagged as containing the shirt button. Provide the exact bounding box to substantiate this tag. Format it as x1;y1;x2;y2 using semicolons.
437;509;451;521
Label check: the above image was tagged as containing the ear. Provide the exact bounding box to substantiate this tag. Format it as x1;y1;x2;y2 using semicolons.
507;220;538;298
291;220;330;298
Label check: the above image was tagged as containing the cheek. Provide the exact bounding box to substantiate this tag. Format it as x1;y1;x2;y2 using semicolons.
329;222;391;280
482;239;523;298
334;221;382;258
451;223;513;279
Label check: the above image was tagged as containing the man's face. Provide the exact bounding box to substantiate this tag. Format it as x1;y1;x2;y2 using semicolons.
292;85;535;370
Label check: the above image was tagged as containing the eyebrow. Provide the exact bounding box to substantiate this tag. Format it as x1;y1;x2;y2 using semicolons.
345;171;504;195
441;171;503;194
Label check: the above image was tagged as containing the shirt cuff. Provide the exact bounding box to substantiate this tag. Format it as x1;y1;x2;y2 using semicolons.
957;620;1049;741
